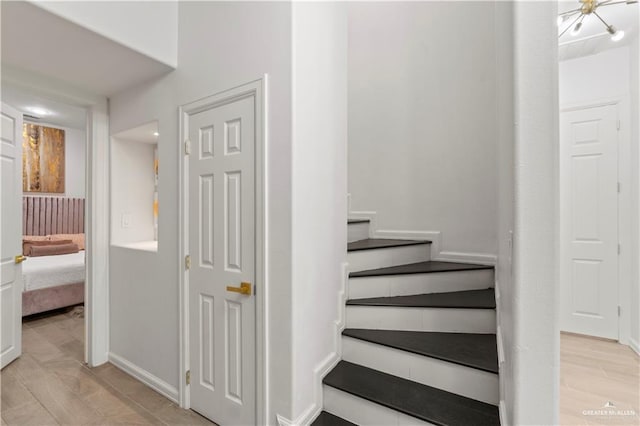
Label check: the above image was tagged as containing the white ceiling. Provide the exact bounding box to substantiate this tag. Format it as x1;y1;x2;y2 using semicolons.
112;121;159;144
1;84;87;129
1;1;173;96
558;1;640;60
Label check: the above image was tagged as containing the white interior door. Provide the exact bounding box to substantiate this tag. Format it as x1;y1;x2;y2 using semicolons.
560;104;619;339
1;103;24;369
188;95;256;425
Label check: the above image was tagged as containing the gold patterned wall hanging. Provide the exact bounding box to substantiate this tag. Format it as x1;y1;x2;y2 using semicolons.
22;123;65;193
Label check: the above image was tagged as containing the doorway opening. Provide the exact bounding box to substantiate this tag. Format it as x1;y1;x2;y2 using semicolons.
0;74;110;371
2;84;90;363
557;3;639;423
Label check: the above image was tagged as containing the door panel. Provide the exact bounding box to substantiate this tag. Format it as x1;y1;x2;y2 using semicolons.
189;95;255;425
1;103;23;369
560;104;618;339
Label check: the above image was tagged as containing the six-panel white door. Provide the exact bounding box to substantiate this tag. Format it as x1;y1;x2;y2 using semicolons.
188;95;256;425
1;103;24;369
560;104;619;340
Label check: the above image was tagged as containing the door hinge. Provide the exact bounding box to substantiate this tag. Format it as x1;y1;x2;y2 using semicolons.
186;370;191;385
185;255;191;270
618;182;621;193
618;244;621;255
617;120;621;130
618;306;621;317
184;139;191;155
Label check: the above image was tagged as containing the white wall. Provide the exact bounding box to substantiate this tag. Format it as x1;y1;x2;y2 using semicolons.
631;34;640;353
494;2;515;425
560;47;630;104
347;2;499;255
290;2;347;422
31;0;178;68
108;2;294;422
110;138;155;245
23;122;85;198
511;3;559;424
65;126;85;198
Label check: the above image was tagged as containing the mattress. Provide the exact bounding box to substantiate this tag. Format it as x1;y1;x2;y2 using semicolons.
22;251;86;292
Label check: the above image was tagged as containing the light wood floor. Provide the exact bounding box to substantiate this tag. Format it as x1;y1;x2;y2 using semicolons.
561;333;640;426
1;308;215;426
3;309;639;425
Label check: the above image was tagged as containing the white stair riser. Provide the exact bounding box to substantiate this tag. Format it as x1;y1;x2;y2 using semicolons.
323;385;434;426
342;337;499;405
348;269;494;299
348;222;370;243
346;306;496;333
348;245;430;273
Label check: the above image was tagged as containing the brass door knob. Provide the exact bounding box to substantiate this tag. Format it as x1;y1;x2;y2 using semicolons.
226;282;252;295
15;255;27;264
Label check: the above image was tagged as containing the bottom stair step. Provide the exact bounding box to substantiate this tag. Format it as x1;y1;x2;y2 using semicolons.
324;361;500;426
312;411;357;426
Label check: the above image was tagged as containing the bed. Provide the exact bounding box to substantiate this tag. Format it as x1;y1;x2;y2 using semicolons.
21;196;86;316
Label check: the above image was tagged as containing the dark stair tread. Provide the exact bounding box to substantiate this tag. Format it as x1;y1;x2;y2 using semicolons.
324;361;500;426
342;329;498;373
312;411;357;426
346;289;496;309
348;218;370;224
349;260;493;277
347;238;431;252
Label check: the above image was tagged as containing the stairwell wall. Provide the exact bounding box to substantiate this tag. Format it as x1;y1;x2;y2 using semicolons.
494;2;515;424
290;3;348;422
512;2;559;424
347;2;499;256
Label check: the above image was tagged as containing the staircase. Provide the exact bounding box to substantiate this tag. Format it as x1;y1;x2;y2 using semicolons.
312;219;500;426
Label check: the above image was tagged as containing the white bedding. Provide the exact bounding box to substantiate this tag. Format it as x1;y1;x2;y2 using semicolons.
22;251;86;292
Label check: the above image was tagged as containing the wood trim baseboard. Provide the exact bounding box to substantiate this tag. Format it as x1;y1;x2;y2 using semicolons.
499;400;509;426
108;352;179;404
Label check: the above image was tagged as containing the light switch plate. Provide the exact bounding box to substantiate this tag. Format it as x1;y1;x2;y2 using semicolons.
121;213;131;228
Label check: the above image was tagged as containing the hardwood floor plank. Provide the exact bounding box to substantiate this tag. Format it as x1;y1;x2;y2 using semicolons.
91;363;154;396
81;387;139;419
4;353;47;383
22;372;104;425
155;404;216;426
1;374;39;411
1;309;216;426
560;333;640;426
31;321;76;347
1;400;60;426
14;308;637;426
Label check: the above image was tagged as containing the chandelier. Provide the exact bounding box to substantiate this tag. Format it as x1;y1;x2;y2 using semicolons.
558;0;638;41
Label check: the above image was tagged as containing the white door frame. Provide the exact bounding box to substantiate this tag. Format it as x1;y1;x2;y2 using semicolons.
2;66;110;366
560;95;632;344
178;76;268;424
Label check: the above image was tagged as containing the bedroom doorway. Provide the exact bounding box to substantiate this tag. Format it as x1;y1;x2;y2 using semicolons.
2;85;88;364
0;77;110;369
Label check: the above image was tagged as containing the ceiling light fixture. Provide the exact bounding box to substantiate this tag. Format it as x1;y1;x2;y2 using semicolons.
571;19;584;36
24;106;52;116
153;132;159;137
558;0;636;41
605;24;625;41
611;28;625;41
